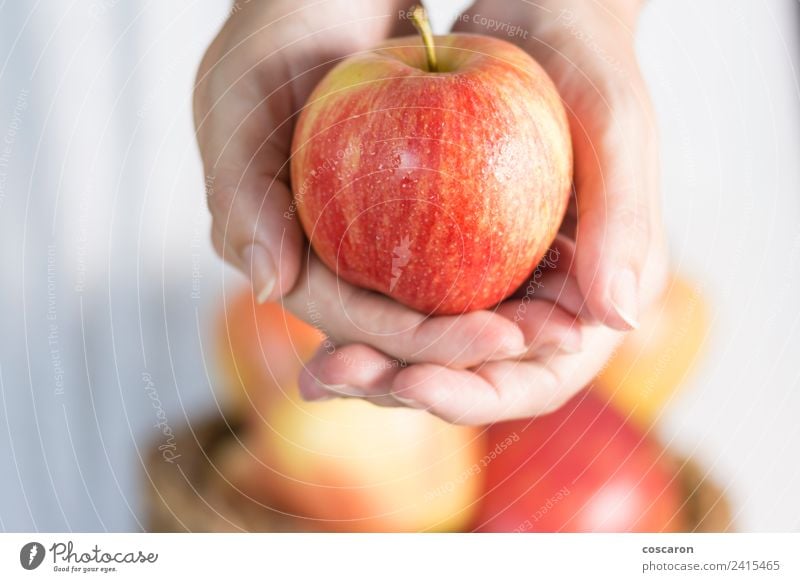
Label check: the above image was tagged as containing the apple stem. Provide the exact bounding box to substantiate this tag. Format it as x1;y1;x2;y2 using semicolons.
411;5;438;73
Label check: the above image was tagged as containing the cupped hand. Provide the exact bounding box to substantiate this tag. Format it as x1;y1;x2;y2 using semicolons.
194;1;574;378
299;0;670;424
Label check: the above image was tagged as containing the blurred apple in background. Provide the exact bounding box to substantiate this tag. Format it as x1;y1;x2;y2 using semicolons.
230;394;484;532
595;274;709;427
474;390;687;532
216;291;323;411
216;288;484;532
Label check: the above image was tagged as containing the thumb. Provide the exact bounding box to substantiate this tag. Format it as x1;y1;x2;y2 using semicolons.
571;92;668;330
195;54;304;302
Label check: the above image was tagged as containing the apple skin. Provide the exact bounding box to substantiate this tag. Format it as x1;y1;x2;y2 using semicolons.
474;390;687;532
291;34;572;315
217;288;485;532
595;274;709;428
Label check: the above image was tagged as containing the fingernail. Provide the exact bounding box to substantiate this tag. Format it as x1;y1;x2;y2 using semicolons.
609;268;639;330
393;394;426;409
299;378;362;401
240;243;276;304
317;382;366;398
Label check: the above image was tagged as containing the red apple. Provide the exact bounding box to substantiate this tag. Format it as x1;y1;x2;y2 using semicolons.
290;8;572;314
474;390;687;532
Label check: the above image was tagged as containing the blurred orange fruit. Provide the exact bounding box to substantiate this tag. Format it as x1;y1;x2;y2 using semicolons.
216;290;323;412
595;274;709;427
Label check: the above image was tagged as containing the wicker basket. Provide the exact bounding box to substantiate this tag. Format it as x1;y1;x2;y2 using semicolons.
144;414;734;533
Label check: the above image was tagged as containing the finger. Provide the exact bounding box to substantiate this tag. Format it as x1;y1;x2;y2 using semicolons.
387;363;559;425
283;255;528;368
298;344;403;407
207;175;304;303
389;324;622;425
301;348;563;423
195;57;303;302
531;270;587;320
569;86;667;330
494;299;582;356
509;234;587;318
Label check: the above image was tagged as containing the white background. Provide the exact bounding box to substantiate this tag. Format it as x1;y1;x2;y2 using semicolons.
0;0;798;532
